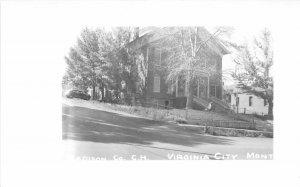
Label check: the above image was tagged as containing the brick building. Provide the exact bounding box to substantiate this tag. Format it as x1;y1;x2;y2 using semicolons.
128;27;230;110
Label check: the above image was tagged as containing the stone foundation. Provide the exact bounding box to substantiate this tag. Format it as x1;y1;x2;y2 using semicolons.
178;124;273;138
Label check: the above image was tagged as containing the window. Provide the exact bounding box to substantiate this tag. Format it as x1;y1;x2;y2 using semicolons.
159;48;162;64
135;82;141;93
227;94;231;103
153;75;160;92
210;85;216;97
249;96;253;106
167;79;174;94
264;99;268;106
216;85;221;99
154;48;162;65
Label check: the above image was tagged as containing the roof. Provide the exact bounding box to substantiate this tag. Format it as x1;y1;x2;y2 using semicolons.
127;27;230;56
126;27;169;50
224;84;267;94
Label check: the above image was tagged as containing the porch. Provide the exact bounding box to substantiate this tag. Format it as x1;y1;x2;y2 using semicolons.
170;76;222;100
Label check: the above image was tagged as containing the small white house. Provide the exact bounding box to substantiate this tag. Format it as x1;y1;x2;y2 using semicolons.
224;85;269;115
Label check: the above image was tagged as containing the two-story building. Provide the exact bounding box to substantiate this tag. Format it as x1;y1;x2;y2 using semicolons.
128;27;230;110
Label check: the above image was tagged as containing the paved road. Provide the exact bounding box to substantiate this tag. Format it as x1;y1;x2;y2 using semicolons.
62;102;273;160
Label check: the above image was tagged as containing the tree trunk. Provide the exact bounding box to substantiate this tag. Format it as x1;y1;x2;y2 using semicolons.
101;87;105;101
92;85;96;100
115;90;119;100
268;99;273;116
186;77;193;109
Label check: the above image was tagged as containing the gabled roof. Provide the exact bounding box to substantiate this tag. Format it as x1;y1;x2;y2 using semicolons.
224;84;267;94
199;28;230;56
127;27;230;56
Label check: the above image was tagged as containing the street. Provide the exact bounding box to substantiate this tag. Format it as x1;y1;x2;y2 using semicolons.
62;102;273;160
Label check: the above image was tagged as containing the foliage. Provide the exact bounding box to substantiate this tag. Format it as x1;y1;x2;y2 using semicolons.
63;27;233;107
153;27;232;108
232;29;273;115
64;28;106;99
63;27;140;102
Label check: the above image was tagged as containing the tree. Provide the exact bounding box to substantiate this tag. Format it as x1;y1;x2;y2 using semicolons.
232;29;273;116
98;27;139;101
64;28;106;100
64;47;90;91
64;27;140;103
135;52;149;97
154;27;231;109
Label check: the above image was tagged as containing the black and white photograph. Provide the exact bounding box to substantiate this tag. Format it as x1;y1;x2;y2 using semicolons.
2;1;300;187
62;26;273;160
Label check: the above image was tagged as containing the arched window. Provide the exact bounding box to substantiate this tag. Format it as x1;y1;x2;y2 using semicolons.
249;96;253;106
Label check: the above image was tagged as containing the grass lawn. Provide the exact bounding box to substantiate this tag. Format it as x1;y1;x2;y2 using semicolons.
62;97;273;132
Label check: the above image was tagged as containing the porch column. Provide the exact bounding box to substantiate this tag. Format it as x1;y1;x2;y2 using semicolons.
207;75;210;98
175;77;178;97
184;79;188;96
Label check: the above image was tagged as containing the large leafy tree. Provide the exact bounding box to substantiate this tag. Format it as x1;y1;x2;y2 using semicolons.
64;27;140;102
98;27;139;100
232;29;273;116
64;28;106;99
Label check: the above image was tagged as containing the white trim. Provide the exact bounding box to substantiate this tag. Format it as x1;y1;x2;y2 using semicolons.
207;76;210;98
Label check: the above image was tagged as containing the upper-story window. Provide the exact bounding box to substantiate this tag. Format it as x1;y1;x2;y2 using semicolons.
154;48;162;65
167;80;172;94
135;82;141;93
153;75;160;93
159;48;162;64
249;96;253;106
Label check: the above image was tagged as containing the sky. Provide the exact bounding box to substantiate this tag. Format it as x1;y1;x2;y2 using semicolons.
1;1;265;76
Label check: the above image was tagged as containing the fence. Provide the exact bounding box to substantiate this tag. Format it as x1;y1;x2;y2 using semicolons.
231;105;266;116
138;100;257;130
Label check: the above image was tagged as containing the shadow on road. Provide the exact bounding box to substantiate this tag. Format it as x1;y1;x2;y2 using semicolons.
62;104;234;147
